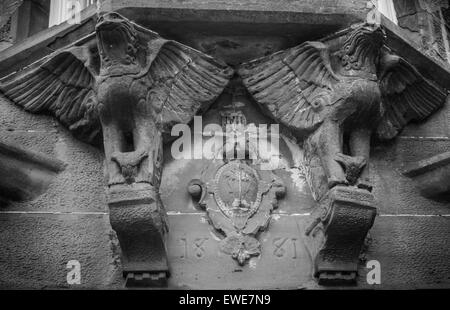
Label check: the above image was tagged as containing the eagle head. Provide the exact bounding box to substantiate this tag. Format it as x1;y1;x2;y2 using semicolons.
341;23;385;74
96;12;139;75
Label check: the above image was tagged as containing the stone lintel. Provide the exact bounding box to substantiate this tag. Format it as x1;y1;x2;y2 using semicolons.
0;6;98;78
1;1;450;91
0;0;369;77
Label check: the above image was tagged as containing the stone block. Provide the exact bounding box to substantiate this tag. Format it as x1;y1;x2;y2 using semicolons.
356;216;450;289
165;214;316;289
0;213;120;289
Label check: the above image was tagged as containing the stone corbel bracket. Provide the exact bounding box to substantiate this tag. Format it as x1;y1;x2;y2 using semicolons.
305;186;377;285
107;186;169;288
403;151;450;200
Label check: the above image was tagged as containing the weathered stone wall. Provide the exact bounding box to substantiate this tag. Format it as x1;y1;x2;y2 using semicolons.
0;94;122;289
0;0;50;52
365;101;450;288
1;84;449;289
0;0;449;289
393;0;450;69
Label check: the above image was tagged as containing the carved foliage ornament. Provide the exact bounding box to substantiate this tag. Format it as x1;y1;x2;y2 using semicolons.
0;12;234;287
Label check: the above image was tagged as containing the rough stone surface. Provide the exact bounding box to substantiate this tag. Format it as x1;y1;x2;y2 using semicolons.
0;95;107;212
370;140;450;215
0;213;120;289
165;214;317;290
0;139;65;203
0;1;449;290
357;216;450;289
400;99;450;138
402;151;450;199
393;0;450;68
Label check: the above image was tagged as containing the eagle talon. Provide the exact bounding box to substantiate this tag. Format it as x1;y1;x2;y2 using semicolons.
357;181;373;192
334;153;367;185
328;177;349;189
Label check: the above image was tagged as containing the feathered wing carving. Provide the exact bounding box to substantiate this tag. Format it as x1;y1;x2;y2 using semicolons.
0;46;101;144
239;41;339;136
0;16;233;147
377;53;448;140
143;37;234;132
240;40;447;141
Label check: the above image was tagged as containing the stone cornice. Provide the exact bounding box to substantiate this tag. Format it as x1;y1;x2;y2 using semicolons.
0;0;368;77
403;151;450;200
0;139;66;204
1;3;450;91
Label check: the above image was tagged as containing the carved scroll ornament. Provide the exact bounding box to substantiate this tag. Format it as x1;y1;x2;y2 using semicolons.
239;23;449;284
0;12;234;287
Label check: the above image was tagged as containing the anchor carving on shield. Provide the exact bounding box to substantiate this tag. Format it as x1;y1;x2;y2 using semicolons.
188;110;285;266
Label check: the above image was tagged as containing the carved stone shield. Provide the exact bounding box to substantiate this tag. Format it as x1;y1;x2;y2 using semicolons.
214;161;263;230
188;158;285;266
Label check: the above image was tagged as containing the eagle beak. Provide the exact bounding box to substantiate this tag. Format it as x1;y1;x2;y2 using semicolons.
379;53;400;79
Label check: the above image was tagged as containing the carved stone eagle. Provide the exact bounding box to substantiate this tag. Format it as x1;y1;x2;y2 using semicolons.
0;12;234;285
0;12;234;188
239;23;449;197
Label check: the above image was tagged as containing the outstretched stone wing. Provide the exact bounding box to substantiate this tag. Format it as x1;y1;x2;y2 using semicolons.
239;41;339;136
0;46;101;144
137;27;234;132
377;53;449;140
